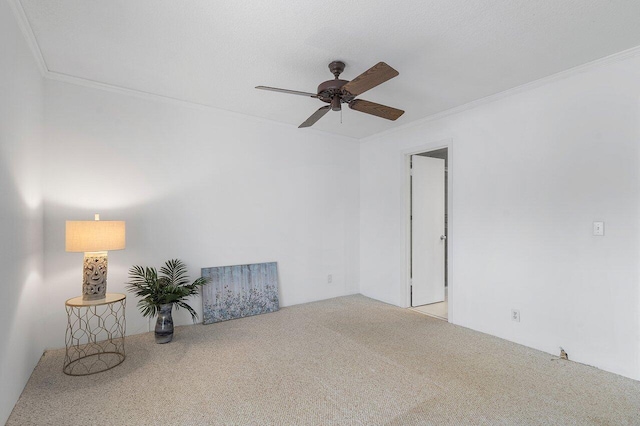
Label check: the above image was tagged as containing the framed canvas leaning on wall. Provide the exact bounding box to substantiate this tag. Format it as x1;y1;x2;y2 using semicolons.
201;262;279;324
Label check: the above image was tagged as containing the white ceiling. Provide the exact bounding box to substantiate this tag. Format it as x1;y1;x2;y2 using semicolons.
18;0;640;139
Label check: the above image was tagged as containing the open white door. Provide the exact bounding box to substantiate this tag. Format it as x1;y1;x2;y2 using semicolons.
411;155;445;306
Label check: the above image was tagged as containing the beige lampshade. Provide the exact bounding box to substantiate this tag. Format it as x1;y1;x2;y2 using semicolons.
65;220;126;252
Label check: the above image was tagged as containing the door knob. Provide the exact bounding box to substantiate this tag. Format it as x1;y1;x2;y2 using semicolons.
440;235;447;240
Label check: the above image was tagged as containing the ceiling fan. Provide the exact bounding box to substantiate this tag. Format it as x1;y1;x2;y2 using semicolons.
256;61;404;128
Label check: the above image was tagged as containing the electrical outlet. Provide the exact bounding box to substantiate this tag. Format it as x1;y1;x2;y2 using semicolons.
327;274;333;284
511;309;520;322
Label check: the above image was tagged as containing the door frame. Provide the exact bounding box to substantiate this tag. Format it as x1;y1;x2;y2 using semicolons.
402;138;453;321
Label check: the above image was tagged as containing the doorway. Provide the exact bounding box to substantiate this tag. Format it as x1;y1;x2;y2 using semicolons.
409;147;448;321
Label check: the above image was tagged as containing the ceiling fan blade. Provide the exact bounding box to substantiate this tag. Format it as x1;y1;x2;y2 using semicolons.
299;106;331;128
349;99;404;121
341;62;399;96
255;86;318;98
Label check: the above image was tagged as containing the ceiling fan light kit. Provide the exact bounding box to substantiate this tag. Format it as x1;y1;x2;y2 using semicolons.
256;60;404;128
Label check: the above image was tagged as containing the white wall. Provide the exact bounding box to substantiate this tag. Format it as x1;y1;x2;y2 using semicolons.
0;1;45;423
41;80;360;348
360;54;640;380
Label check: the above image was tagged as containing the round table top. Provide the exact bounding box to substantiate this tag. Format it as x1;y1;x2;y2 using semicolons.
65;293;126;307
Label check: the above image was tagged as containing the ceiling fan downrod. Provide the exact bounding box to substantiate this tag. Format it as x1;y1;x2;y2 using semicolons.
329;61;345;79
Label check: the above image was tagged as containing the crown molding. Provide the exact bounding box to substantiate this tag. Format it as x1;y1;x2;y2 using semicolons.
45;71;359;142
8;0;48;76
360;44;640;143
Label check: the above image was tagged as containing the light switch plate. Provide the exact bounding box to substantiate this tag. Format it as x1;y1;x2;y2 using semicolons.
593;221;604;236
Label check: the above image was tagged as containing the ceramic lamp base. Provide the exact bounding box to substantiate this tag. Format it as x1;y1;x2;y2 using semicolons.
82;251;108;300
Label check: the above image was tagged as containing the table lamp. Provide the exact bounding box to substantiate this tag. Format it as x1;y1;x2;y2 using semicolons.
66;214;126;300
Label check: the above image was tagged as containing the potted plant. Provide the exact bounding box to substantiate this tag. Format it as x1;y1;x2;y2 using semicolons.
126;259;211;343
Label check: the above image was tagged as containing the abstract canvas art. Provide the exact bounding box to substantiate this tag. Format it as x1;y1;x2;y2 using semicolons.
201;262;279;324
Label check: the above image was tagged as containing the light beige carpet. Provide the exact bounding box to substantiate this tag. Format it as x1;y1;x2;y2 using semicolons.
8;295;640;425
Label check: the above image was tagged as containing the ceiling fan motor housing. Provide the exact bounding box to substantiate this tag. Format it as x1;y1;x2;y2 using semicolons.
317;79;351;103
317;60;354;108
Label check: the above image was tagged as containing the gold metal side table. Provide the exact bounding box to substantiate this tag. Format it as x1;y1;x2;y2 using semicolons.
64;293;126;376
